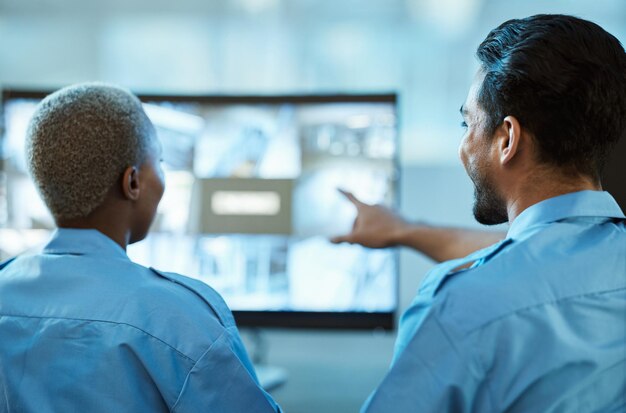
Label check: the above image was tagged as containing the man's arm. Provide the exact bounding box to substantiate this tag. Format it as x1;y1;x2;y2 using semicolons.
361;307;482;413
331;190;505;262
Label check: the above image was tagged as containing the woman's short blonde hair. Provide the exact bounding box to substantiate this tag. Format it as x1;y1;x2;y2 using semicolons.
26;83;155;220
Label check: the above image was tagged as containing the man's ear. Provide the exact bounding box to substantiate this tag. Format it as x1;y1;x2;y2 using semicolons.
121;166;140;201
498;115;522;165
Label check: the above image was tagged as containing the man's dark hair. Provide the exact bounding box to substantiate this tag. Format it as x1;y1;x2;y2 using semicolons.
476;14;626;178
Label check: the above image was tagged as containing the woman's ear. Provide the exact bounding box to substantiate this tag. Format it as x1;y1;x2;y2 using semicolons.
121;166;140;201
499;115;522;165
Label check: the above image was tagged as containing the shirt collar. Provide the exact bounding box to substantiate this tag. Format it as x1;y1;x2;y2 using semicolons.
43;228;129;260
507;190;625;240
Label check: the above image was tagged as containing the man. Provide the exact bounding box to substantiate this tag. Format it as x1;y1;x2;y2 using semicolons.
334;14;626;412
0;84;281;412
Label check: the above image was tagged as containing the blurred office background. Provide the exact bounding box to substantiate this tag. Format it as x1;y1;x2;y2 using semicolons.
1;0;624;411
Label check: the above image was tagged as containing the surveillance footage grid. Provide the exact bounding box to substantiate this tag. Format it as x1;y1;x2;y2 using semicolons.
1;96;398;313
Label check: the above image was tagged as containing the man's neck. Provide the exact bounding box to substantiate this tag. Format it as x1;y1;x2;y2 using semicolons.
506;173;600;224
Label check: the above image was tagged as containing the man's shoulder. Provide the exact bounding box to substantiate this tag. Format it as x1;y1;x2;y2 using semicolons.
434;220;626;336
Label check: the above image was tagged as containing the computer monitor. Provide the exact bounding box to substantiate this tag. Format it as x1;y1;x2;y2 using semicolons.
0;89;399;330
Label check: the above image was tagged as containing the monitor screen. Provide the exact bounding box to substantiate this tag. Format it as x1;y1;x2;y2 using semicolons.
1;90;399;329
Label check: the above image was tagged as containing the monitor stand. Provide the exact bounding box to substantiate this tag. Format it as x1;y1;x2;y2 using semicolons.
248;329;288;392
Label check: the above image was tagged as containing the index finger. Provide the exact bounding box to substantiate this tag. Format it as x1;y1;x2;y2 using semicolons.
337;188;365;208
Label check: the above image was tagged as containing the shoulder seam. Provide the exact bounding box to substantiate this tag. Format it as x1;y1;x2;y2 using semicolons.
470;285;626;334
433;313;482;379
0;257;17;271
171;330;228;412
0;313;196;363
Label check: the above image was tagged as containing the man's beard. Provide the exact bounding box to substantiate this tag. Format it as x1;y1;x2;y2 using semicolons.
470;168;508;225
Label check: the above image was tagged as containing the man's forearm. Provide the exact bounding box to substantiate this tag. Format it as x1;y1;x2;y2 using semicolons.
393;223;506;263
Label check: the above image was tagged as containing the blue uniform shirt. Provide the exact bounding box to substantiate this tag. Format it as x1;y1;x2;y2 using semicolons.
0;228;282;413
363;190;626;412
